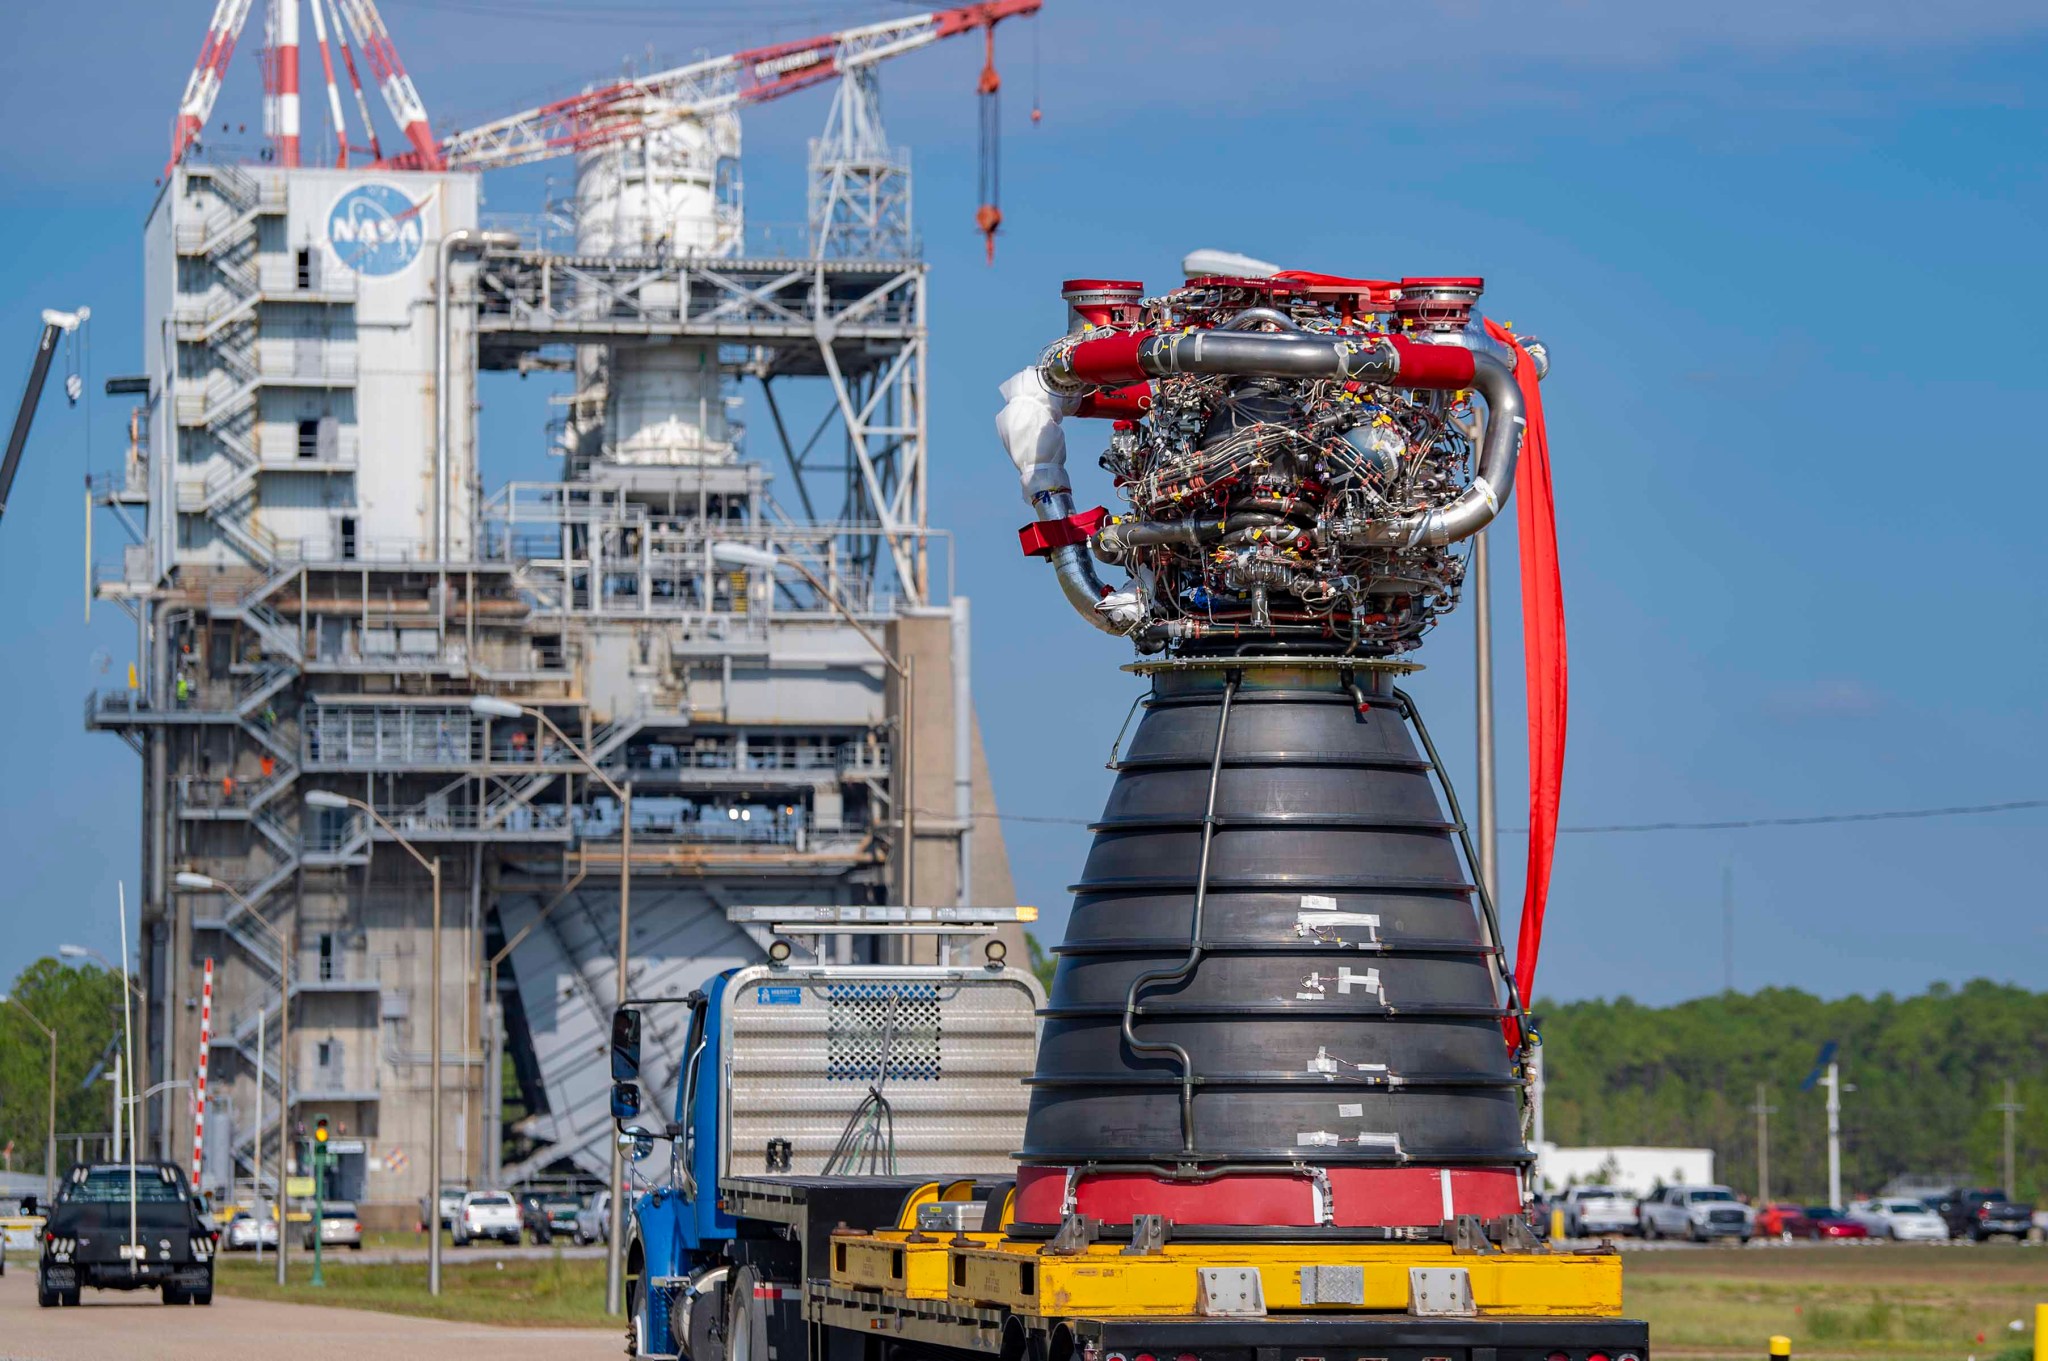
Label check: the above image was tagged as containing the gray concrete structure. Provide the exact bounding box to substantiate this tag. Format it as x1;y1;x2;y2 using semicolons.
90;157;1010;1227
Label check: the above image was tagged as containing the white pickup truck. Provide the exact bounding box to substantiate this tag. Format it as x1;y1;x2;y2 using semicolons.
451;1190;523;1246
1638;1184;1754;1242
1559;1184;1639;1237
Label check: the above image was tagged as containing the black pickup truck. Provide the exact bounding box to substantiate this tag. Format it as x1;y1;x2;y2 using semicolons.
1931;1187;2034;1242
38;1162;215;1306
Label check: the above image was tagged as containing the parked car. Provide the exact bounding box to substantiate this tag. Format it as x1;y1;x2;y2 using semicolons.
1638;1184;1754;1242
306;1201;363;1251
1848;1197;1949;1241
1559;1184;1639;1238
520;1191;584;1245
421;1184;468;1232
452;1190;522;1246
1756;1202;1815;1240
221;1207;280;1252
1931;1187;2033;1241
37;1161;214;1306
574;1189;612;1246
1801;1205;1869;1240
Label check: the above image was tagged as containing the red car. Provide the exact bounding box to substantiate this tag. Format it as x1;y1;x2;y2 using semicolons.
1801;1205;1870;1239
1757;1202;1814;1238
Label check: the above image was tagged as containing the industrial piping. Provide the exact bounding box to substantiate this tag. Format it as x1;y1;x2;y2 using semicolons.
1044;328;1525;551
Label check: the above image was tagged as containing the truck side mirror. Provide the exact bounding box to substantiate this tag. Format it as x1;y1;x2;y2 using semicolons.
610;1080;641;1123
610;1007;642;1082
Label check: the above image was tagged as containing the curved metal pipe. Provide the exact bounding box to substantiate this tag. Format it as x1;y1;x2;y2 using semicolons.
1039;490;1125;635
1341;352;1519;548
1216;307;1305;333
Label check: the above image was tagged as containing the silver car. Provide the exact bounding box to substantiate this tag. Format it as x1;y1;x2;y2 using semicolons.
222;1209;280;1252
306;1201;364;1251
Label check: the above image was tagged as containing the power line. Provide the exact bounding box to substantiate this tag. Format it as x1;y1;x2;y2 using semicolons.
1530;798;2048;835
922;797;2048;834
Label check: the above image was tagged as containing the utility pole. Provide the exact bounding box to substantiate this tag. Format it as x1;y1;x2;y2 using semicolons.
1751;1082;1776;1203
1721;862;1734;994
1821;1061;1847;1209
1994;1079;2023;1200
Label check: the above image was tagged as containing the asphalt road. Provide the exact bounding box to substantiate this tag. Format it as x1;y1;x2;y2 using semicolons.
0;1266;618;1361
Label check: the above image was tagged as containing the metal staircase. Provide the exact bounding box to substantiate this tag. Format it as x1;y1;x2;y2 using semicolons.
171;166;297;570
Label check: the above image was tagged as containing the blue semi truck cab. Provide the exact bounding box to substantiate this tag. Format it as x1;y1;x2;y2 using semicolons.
607;904;1045;1359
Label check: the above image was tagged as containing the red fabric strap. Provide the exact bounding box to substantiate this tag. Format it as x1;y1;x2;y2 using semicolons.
1483;320;1566;1050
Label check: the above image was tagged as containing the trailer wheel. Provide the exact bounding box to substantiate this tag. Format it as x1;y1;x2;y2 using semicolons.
724;1266;769;1361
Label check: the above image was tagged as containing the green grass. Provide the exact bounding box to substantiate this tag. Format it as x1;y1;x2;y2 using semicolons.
1625;1244;2047;1359
213;1250;611;1328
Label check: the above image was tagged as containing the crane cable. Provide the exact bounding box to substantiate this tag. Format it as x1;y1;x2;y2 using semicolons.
975;22;1002;263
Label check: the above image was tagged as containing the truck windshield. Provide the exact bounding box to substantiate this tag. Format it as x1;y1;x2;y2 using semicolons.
1689;1190;1736;1203
60;1170;186;1203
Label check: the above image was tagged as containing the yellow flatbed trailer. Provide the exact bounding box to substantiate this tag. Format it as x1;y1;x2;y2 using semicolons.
705;1176;1646;1361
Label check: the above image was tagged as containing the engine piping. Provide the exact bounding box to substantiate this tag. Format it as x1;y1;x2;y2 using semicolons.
1047;327;1523;551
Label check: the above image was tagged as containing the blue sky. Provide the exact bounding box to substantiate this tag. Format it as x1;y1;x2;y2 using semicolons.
0;1;2042;1005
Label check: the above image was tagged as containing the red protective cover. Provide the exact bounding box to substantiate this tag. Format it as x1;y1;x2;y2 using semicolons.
1484;320;1566;1045
1012;1164;1522;1229
1387;337;1477;390
1017;506;1109;558
1063;332;1150;385
1075;382;1154;419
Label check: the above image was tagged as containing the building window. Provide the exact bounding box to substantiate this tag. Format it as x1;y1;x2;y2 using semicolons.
318;932;336;982
339;516;357;561
296;248;314;290
298;418;320;459
316;1039;333;1068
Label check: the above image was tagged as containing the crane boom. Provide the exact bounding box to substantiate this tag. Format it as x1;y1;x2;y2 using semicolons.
432;0;1039;174
1;309;88;529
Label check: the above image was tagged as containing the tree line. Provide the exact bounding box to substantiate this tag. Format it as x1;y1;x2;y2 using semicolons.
1537;980;2048;1203
0;958;134;1180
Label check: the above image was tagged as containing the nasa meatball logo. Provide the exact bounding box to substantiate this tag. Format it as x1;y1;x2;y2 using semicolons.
327;183;427;276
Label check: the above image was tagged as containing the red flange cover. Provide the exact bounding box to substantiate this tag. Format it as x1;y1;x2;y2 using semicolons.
1018;506;1109;558
1013;1164;1522;1228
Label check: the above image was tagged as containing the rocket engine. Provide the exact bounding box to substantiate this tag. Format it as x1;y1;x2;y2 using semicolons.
997;270;1559;1239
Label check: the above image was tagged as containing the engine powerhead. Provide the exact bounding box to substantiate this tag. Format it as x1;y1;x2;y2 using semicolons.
1001;272;1546;659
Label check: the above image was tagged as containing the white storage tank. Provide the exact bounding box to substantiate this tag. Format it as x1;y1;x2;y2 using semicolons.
574;98;743;467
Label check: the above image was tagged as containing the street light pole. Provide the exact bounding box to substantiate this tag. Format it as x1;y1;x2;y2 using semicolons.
470;695;634;1314
172;872;292;1286
2;994;58;1203
1751;1082;1776;1204
1994;1079;2023;1200
303;792;444;1296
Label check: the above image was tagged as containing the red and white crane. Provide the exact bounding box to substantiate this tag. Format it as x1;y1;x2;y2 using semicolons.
164;0;1041;255
167;0;433;174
